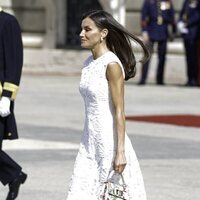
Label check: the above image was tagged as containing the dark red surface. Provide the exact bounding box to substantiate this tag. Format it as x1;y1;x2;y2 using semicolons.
125;114;200;128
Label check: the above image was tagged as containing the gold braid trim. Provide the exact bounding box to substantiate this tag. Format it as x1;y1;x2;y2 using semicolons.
0;82;2;95
3;82;19;100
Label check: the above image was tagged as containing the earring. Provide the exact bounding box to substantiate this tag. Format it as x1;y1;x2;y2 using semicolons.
100;37;103;42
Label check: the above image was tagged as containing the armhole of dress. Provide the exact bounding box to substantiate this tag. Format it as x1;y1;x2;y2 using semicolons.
105;60;125;80
117;61;125;79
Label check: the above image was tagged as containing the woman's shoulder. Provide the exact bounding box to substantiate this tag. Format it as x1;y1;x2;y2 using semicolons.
104;51;122;65
105;51;125;78
106;51;117;58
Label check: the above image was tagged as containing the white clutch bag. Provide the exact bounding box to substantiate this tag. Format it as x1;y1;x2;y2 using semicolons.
100;171;129;200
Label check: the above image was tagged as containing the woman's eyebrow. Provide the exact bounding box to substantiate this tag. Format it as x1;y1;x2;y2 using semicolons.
83;25;90;29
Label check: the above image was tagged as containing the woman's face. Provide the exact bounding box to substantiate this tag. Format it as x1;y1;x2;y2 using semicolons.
80;17;103;49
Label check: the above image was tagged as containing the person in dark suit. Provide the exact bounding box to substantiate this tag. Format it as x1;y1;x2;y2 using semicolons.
178;0;200;86
139;0;176;85
0;8;27;200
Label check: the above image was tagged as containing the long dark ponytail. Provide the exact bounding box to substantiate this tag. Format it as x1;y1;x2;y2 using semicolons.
82;10;150;81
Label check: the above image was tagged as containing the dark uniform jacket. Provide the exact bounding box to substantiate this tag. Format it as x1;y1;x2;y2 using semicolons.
179;0;200;40
0;11;23;140
141;0;176;41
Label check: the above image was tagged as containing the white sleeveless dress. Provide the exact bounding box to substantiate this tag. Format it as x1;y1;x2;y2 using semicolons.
66;51;147;200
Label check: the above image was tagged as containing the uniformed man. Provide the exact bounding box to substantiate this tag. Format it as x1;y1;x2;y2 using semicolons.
139;0;176;85
197;19;200;86
0;8;27;200
178;0;200;86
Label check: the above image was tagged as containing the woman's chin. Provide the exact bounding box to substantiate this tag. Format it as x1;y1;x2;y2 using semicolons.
81;44;89;49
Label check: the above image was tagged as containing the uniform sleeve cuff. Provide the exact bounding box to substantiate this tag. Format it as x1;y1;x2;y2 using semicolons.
2;82;19;100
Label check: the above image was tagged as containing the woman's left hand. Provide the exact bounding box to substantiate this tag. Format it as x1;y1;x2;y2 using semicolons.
114;151;127;174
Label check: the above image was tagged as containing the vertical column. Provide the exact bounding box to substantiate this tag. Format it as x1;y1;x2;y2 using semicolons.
42;0;56;48
99;0;126;26
110;0;125;26
56;0;67;47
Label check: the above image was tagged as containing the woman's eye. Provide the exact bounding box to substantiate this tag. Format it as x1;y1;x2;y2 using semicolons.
85;28;91;32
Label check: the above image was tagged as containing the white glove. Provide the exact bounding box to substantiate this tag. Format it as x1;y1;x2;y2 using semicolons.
177;21;188;34
142;31;149;43
0;96;11;117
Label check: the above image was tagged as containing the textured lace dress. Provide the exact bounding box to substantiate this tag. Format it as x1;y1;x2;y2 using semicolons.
66;51;147;200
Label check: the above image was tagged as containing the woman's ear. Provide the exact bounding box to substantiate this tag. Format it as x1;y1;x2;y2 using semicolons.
101;28;108;39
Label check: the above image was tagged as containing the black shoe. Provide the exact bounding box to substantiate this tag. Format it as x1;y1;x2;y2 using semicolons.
157;82;164;85
138;80;146;85
156;80;164;85
6;171;27;200
185;80;197;87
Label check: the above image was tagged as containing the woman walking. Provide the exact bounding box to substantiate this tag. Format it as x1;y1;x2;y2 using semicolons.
66;10;150;200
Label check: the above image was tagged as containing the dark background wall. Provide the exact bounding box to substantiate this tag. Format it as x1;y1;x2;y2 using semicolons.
66;0;102;47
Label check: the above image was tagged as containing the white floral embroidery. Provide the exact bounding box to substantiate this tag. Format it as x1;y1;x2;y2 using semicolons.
67;52;147;200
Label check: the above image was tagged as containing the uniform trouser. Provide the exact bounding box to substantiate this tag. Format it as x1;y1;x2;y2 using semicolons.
197;38;200;85
140;40;167;83
183;38;198;83
0;118;21;186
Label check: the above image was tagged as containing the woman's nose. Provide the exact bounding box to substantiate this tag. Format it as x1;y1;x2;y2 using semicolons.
79;30;84;37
